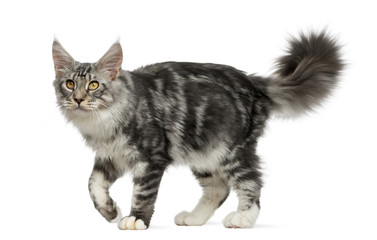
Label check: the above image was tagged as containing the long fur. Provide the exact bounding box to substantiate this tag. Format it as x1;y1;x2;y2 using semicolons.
265;31;343;117
52;30;343;229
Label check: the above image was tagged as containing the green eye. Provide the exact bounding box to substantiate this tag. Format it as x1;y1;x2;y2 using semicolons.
88;81;99;90
66;80;75;89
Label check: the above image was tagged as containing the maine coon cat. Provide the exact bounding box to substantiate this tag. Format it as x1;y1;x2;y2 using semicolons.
52;31;342;230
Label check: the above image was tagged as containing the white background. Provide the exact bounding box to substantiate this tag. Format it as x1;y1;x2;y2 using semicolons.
1;0;376;239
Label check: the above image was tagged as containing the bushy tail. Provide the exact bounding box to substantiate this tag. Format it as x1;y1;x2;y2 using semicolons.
266;31;343;118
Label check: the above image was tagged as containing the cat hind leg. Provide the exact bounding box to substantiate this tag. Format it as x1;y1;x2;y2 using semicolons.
222;149;262;228
175;170;230;226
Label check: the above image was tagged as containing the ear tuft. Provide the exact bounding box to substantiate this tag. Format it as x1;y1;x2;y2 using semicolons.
52;40;74;78
96;43;123;80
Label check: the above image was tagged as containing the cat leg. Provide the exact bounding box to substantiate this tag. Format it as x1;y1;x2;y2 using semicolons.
118;162;166;230
88;158;122;223
175;170;230;226
223;149;262;228
223;188;261;228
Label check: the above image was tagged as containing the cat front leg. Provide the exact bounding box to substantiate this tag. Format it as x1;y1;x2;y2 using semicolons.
118;162;166;230
88;158;122;223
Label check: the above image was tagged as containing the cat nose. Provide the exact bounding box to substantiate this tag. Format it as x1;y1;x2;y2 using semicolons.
74;98;85;104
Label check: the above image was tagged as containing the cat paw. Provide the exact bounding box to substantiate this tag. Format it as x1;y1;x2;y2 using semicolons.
223;206;260;228
110;205;123;223
98;204;123;223
174;211;207;226
118;216;147;230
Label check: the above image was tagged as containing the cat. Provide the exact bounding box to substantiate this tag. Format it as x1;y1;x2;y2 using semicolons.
52;31;343;230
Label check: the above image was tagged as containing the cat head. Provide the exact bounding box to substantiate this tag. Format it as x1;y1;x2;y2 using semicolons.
52;40;123;116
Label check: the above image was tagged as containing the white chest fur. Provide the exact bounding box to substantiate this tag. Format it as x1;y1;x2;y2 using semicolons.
69;108;139;172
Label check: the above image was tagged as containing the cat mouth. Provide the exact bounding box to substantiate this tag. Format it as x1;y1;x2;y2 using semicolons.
72;105;99;112
72;105;89;112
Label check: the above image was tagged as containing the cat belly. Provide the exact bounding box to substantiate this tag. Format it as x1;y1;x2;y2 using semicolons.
170;142;229;172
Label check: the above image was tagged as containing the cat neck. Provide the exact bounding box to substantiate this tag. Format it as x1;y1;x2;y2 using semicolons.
66;97;128;141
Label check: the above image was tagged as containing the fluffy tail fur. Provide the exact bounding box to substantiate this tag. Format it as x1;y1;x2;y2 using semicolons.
265;31;343;118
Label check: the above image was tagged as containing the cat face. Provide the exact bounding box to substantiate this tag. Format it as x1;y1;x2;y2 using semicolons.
52;41;123;115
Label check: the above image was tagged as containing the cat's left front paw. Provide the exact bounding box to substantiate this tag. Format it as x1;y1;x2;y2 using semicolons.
118;216;147;230
98;203;122;223
110;205;123;223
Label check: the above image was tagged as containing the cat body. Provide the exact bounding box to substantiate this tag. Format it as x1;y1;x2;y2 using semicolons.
52;32;342;229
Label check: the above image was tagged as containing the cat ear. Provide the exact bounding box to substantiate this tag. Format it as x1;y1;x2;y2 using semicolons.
52;40;75;78
96;42;123;80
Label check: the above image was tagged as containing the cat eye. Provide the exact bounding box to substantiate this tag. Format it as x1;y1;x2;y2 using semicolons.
66;80;75;90
88;81;99;91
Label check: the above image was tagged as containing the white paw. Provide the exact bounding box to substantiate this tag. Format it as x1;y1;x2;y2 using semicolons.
223;206;260;228
118;216;147;230
174;211;207;226
110;205;123;223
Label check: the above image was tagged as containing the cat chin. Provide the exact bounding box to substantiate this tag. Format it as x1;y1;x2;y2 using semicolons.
64;107;93;120
69;107;92;114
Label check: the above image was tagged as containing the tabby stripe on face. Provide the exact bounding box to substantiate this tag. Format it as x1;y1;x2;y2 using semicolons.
87;71;92;81
72;72;78;80
84;65;92;76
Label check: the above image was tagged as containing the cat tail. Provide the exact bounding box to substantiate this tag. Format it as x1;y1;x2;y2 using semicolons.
263;31;343;118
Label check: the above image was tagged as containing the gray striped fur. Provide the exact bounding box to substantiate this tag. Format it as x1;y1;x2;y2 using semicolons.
52;31;343;229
